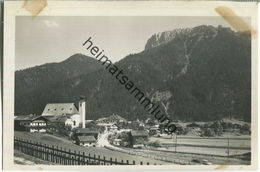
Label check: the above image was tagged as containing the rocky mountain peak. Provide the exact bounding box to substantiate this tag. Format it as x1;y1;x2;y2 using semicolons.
144;25;232;50
145;28;192;50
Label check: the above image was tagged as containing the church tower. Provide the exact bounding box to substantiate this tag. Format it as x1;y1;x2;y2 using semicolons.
79;96;86;128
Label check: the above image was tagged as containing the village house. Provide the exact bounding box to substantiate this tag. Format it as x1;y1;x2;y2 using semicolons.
14;115;37;131
14;98;87;133
130;130;149;148
96;114;126;131
47;114;80;129
74;128;99;147
148;126;160;135
75;128;99;138
113;138;122;146
76;136;97;147
30;116;48;133
41;103;81;128
96;114;126;124
110;124;119;132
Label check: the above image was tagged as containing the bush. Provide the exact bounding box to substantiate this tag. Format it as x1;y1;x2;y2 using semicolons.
146;140;161;147
240;124;251;135
201;128;215;137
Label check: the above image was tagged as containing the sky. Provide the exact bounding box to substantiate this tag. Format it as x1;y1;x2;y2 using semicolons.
15;16;249;70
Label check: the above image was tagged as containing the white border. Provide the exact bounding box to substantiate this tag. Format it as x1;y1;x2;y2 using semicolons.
3;0;258;170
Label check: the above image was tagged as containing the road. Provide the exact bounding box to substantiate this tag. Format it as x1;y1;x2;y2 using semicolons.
97;130;111;147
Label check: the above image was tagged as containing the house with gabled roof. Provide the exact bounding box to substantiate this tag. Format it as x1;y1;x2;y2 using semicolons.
41;103;78;116
130;130;149;147
76;136;97;147
30;116;49;133
14;114;37;131
40;101;86;129
14;98;86;133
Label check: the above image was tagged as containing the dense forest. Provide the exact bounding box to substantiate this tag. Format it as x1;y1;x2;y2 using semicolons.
15;25;251;122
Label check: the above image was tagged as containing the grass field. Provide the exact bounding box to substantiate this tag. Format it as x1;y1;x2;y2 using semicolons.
14;150;55;165
149;136;251;156
123;148;250;165
14;131;169;165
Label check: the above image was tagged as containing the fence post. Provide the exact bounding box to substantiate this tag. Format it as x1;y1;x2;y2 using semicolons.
43;144;47;161
115;158;117;165
64;148;67;165
147;162;149;165
68;149;71;165
133;160;135;165
29;140;32;157
55;146;59;164
126;160;129;165
20;138;24;153
103;156;106;165
98;155;101;165
59;147;62;164
39;142;43;160
28;140;32;156
51;145;54;162
53;146;57;163
71;156;74;165
73;150;77;165
82;152;86;165
23;139;26;153
25;139;28;154
110;157;113;165
47;144;50;162
121;159;124;165
28;140;32;155
19;138;22;152
60;147;64;165
93;154;96;165
38;142;42;159
78;151;81;165
140;161;143;165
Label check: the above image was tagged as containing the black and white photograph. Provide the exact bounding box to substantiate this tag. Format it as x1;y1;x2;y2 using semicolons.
2;0;258;170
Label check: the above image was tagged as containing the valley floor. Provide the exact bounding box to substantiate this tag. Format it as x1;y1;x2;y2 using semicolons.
14;131;169;165
14;131;250;165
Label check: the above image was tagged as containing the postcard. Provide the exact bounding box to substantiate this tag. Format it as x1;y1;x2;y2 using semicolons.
2;0;258;170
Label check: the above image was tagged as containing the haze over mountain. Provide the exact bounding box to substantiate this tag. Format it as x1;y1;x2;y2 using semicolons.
15;25;251;122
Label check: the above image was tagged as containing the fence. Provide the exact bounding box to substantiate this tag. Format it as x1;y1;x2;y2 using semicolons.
14;137;152;165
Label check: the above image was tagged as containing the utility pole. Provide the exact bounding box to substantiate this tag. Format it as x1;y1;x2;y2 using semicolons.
172;134;174;150
227;136;230;156
175;134;177;152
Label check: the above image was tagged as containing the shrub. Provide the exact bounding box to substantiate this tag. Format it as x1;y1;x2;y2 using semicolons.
240;124;251;135
201;128;215;137
147;140;161;147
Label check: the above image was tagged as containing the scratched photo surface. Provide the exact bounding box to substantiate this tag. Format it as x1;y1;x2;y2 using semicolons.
13;15;252;166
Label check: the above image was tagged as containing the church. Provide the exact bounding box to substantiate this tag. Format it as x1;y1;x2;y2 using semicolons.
14;98;86;132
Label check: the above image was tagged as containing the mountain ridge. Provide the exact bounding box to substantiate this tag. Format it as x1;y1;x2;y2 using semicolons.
15;25;251;122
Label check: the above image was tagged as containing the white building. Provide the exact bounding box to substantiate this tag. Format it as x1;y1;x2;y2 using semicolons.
77;136;97;147
30;116;48;133
40;101;86;129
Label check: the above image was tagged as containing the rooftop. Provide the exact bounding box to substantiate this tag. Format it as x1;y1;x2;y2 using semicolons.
15;115;39;121
96;114;127;123
76;128;99;134
77;136;96;142
41;103;78;116
131;130;149;137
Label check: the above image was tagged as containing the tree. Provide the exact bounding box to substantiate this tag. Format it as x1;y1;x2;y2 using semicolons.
240;124;251;135
201;128;215;137
147;140;161;147
211;121;223;136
